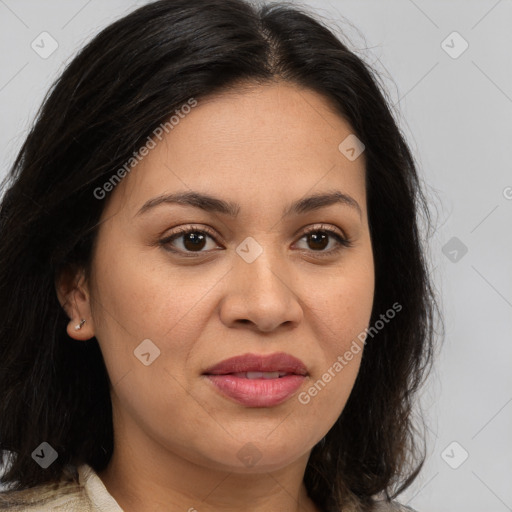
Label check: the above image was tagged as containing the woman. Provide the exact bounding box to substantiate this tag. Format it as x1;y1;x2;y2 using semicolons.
0;0;440;510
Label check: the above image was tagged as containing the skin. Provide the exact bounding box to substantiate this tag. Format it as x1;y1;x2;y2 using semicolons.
57;81;375;512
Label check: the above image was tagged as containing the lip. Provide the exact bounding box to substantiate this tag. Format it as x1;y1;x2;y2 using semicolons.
203;352;308;376
203;352;308;408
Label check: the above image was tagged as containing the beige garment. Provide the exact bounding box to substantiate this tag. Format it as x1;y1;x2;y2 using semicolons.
0;464;417;511
0;464;122;511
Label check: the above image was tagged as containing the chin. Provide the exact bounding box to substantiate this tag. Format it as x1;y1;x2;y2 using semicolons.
198;435;313;473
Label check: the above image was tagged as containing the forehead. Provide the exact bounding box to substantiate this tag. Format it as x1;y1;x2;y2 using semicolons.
102;82;367;220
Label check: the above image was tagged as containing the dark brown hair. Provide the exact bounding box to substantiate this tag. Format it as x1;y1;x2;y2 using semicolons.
0;1;441;510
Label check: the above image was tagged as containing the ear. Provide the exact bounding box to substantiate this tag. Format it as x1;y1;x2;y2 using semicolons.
55;265;95;341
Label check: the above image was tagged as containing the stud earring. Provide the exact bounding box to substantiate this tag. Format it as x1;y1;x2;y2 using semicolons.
74;319;86;331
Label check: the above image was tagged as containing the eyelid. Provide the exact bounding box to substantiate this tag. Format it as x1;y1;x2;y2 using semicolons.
165;224;219;241
300;223;347;240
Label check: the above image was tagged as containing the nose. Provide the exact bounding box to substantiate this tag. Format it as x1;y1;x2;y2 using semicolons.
219;248;303;333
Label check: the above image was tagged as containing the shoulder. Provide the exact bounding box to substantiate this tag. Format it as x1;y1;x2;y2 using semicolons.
0;480;86;511
0;464;120;511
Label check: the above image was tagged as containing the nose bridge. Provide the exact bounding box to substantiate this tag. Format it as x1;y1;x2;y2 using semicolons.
236;230;291;285
220;234;302;331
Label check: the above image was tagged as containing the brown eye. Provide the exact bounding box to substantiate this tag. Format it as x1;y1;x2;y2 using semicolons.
306;231;329;251
295;225;353;257
181;232;207;251
160;227;220;255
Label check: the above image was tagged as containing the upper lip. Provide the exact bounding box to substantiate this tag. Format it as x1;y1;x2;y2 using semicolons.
203;352;308;376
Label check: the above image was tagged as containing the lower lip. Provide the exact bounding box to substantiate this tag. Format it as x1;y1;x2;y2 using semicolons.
204;374;306;407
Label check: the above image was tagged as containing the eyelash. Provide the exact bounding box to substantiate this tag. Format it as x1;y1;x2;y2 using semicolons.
159;224;353;259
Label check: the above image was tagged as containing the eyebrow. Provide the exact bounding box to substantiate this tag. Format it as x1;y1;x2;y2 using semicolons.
136;190;362;220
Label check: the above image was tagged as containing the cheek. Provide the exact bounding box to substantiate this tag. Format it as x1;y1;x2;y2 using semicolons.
333;271;375;344
88;248;214;435
90;236;201;338
299;255;374;407
89;239;225;388
312;254;375;350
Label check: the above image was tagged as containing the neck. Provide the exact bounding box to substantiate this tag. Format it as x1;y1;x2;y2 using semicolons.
97;425;320;512
98;410;319;512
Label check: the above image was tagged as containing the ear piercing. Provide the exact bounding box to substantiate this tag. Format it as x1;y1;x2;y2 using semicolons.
74;319;86;331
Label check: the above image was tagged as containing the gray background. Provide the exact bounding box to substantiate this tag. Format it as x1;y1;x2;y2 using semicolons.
1;1;511;511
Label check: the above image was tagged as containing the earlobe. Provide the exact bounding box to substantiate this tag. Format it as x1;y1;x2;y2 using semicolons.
66;316;94;341
55;266;95;341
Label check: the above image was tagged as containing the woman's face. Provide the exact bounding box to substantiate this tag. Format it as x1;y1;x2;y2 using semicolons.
84;82;374;473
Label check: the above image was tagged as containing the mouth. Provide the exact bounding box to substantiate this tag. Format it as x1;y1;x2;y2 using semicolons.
202;352;308;407
228;371;295;379
203;352;308;377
